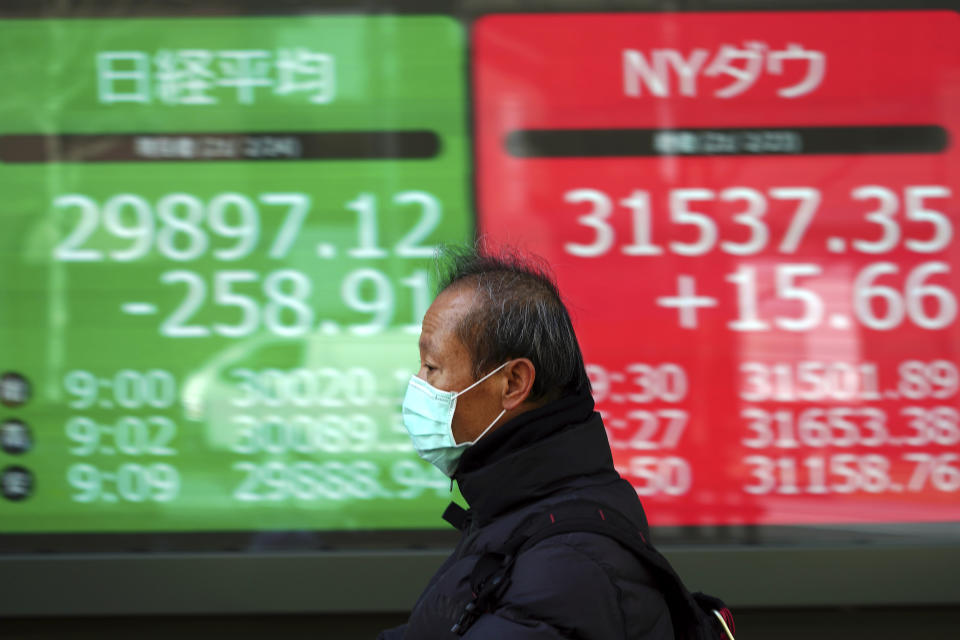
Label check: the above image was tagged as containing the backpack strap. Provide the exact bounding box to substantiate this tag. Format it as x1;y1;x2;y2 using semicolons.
449;548;516;634
442;502;470;531
451;500;734;639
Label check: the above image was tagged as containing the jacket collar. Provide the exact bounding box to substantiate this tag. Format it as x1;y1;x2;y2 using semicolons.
454;393;618;525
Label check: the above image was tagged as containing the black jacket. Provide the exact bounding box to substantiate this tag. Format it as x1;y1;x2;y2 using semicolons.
379;393;674;639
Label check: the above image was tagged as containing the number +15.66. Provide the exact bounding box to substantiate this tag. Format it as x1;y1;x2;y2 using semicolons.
660;261;955;331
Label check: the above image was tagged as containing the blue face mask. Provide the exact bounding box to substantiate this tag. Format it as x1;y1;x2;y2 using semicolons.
401;362;510;477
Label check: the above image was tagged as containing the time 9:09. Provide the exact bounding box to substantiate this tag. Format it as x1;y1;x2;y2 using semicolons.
67;463;180;503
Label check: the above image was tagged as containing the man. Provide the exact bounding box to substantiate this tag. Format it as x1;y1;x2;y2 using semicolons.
380;247;674;639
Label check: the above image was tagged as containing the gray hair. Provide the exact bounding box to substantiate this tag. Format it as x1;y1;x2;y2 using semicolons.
436;244;591;402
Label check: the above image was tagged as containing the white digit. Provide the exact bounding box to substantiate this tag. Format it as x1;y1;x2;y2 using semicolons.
630;456;660;495
214;270;259;338
625;363;657;403
860;408;888;447
626;410;659;449
231;416;259;454
53;195;103;261
342;268;393;335
586;364;610;404
658;409;688;448
743;455;776;494
65;417;100;456
208;193;259;261
727;266;771;331
930;453;960;492
64;371;98;409
116;417;148;455
230;369;258;408
669;189;717;255
775;264;824;331
742;409;774;448
797;409;830;447
160;270;209;337
346;193;387;258
770;187;820;253
740;363;771;402
117;463;148;502
261;193;310;259
827;409;859;447
620;190;662;255
796;361;826;401
720;187;768;255
852;186;899;254
103;194;153;262
114;370;143;408
905;262;956;329
144;370;177;408
929;361;959;399
401;269;431;334
659;457;692;496
901;407;930;447
67;464;102;502
853;262;904;330
264;270;314;337
564;189;614;257
146;416;177;455
658;364;688;402
157;193;208;261
904;186;952;253
147;463;180;502
904;453;935;491
830;455;861;493
233;461;262;501
394;191;441;257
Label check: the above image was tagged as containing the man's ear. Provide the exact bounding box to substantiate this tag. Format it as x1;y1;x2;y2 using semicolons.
501;358;536;410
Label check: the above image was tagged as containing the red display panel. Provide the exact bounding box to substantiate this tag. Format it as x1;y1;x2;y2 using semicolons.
474;11;960;526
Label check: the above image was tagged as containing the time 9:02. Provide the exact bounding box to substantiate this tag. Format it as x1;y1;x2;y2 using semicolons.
66;416;177;456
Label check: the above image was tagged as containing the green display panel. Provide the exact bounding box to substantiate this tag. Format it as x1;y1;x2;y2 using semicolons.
0;16;471;532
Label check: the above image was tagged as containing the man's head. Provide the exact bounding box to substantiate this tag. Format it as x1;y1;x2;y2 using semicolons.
417;245;591;444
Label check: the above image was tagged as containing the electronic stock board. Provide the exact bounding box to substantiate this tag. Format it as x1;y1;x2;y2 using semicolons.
2;8;959;548
0;16;472;536
475;10;960;528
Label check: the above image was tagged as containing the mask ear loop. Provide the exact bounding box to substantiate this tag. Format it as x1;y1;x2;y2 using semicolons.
453;360;511;399
467;408;507;445
452;361;512;446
